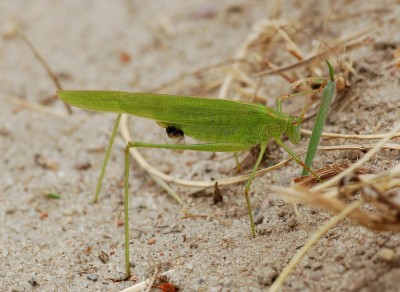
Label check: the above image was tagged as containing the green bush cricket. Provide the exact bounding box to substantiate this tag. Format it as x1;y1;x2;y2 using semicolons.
58;92;308;276
57;62;335;278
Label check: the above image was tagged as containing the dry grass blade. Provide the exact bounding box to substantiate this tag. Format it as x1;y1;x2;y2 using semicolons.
273;123;400;232
270;123;400;290
313;123;400;191
301;129;400;140
294;162;372;187
274;171;400;232
144;266;158;292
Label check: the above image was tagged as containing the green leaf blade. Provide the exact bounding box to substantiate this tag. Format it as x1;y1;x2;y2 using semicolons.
301;63;336;176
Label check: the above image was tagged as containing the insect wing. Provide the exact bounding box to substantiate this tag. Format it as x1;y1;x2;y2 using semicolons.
117;92;270;143
59;91;271;144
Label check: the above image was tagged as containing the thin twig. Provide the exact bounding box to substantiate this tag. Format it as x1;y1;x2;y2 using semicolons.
253;25;376;77
19;33;73;114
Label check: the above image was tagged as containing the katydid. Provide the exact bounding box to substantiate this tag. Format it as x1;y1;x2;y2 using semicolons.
57;89;318;278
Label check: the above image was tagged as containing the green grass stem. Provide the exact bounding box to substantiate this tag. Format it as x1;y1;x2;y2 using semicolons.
301;60;336;176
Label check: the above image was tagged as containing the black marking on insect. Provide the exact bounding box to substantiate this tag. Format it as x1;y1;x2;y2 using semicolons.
166;126;184;139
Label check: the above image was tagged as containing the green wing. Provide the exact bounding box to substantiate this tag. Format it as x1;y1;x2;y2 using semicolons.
58;90;273;144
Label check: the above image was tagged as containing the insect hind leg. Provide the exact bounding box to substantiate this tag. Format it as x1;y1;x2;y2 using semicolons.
122;141;253;277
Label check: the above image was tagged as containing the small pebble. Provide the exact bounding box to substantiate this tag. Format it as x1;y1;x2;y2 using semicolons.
310;270;323;281
98;251;109;263
189;242;198;249
74;162;91;170
377;248;395;262
39;211;48;220
129;275;138;282
5;207;17;215
254;215;264;225
277;209;286;218
116;218;124;227
311;262;323;270
119;50;132;64
186;262;193;270
28;277;39;287
87;274;98;282
257;267;277;286
287;217;298;228
148;238;156;245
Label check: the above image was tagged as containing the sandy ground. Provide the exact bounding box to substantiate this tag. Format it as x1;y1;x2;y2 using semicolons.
1;1;400;291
